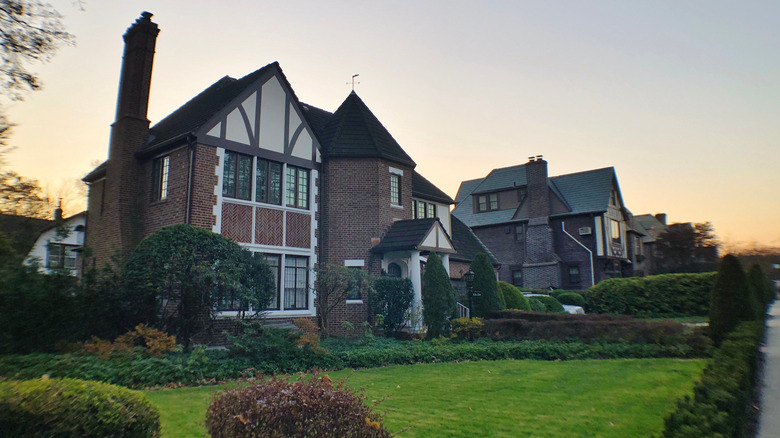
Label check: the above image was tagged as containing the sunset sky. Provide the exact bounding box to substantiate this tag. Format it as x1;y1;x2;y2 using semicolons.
4;1;779;249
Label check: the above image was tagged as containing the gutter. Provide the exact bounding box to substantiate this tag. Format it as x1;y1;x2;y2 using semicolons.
561;221;595;287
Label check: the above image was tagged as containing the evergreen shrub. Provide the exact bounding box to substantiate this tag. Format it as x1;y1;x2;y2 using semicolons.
585;272;717;317
709;255;758;346
370;277;414;336
470;253;502;316
661;321;763;437
498;281;530;310
206;373;390;437
451;317;484;339
528;297;546;312
422;252;456;338
556;292;586;307
533;295;565;313
0;377;160;437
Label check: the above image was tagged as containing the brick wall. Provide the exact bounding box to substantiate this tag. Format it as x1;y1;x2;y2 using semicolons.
321;157;413;336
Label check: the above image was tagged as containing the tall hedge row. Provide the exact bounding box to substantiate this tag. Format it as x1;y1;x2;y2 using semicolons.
661;321;763;437
585;272;717;317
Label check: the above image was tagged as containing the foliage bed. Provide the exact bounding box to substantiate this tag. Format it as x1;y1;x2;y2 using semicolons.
0;377;160;437
0;335;709;389
661;321;763;437
585;272;717;317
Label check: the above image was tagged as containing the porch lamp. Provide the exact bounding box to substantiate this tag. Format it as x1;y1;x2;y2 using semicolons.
463;269;475;319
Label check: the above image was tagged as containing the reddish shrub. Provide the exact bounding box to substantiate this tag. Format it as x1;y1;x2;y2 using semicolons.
206;373;392;438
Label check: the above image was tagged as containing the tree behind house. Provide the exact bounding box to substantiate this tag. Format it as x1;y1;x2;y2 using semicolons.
470;253;502;317
422;252;456;338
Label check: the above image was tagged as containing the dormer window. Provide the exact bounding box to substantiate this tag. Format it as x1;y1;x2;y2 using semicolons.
610;189;620;207
476;193;499;212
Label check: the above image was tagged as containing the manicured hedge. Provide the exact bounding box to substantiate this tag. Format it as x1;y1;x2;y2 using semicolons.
557;292;586;307
0;336;709;388
479;319;709;354
0;377;160;437
660;321;763;437
585;272;717;317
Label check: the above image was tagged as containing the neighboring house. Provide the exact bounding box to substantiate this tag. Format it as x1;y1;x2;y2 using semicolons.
631;213;668;276
25;210;86;275
82;12;485;336
452;156;634;290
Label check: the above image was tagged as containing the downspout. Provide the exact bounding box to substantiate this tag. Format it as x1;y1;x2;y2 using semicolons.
561;222;595;287
185;135;195;225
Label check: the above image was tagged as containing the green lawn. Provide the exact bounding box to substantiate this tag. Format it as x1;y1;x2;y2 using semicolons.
143;358;705;437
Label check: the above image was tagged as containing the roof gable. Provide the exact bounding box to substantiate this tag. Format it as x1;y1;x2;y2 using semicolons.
372;218;455;254
318;92;416;168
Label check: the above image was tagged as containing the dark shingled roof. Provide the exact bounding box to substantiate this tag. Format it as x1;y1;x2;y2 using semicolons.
412;171;454;204
453;165;620;228
372;218;439;253
299;102;333;138
317;92;416;168
141;62;283;155
450;215;499;265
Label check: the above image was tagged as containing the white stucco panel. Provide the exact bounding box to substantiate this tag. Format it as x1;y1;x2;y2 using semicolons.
225;107;250;145
242;92;257;134
206;122;221;138
292;130;313;160
259;76;286;153
437;228;454;251
288;103;301;141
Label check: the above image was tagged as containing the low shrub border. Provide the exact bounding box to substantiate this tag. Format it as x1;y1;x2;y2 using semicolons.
0;377;160;437
660;321;763;437
0;337;710;389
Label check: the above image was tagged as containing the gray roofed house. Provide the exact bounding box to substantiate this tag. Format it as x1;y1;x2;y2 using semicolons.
452;157;637;290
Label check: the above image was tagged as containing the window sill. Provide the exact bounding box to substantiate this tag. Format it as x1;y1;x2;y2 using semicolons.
390;204;404;210
346;299;363;304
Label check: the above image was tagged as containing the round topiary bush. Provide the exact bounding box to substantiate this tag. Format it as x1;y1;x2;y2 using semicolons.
556;292;585;308
498;281;531;311
533;296;565;313
0;377;160;437
528;297;547;312
206;373;391;437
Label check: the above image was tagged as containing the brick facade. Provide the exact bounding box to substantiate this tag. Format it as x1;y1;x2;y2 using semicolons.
321;157;413;336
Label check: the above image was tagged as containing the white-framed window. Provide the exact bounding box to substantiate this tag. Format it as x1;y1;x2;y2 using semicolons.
390;173;401;205
151;155;169;201
284;256;309;310
47;243;78;270
286;165;309;209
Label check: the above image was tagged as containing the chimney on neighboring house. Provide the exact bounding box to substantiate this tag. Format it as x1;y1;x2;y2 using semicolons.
53;199;63;222
522;155;562;289
526;155;550;218
86;12;159;267
654;213;667;225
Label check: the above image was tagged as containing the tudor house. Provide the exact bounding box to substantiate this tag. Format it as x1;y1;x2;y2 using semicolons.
452;157;635;290
83;13;470;336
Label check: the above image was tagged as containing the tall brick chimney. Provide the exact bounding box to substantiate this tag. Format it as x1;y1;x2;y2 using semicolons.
522;156;562;288
86;12;159;267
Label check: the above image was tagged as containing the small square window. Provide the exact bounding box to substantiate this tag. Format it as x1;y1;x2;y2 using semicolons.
568;266;581;284
512;270;523;287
